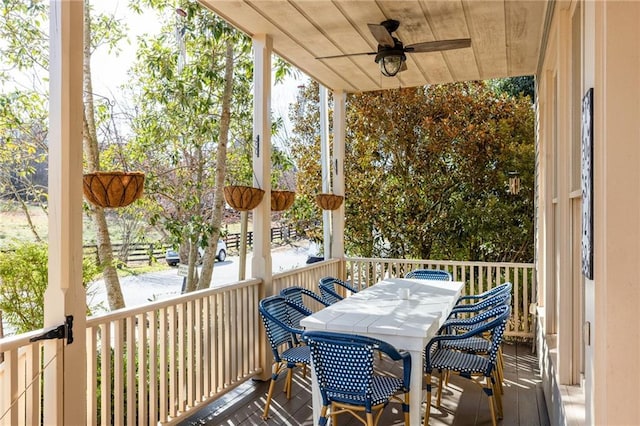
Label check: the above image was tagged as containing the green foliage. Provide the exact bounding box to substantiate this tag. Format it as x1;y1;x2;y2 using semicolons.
290;81;535;263
126;4;254;257
0;242;101;334
492;76;535;101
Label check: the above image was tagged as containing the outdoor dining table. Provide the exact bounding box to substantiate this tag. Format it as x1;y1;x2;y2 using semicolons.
300;277;464;426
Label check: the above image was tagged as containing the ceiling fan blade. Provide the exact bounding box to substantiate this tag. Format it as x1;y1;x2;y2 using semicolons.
405;38;471;53
367;23;395;47
315;51;377;60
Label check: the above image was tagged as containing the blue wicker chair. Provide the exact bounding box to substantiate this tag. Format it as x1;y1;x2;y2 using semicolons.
438;289;512;394
404;269;453;281
454;282;513;306
448;289;512;321
258;295;311;419
302;331;411;426
424;304;511;426
280;286;330;333
280;286;329;312
318;276;358;305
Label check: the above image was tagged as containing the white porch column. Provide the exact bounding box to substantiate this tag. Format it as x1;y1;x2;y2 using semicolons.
44;1;86;424
252;34;273;381
331;90;346;259
251;34;273;282
319;85;331;258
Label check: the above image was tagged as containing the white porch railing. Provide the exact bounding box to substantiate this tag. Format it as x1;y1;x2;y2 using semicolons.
344;257;535;338
0;258;534;425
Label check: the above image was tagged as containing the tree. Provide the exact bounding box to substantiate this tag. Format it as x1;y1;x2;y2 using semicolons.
493;76;535;101
0;1;50;240
289;81;535;263
128;2;294;291
127;2;255;291
0;0;129;310
0;242;101;334
83;1;129;310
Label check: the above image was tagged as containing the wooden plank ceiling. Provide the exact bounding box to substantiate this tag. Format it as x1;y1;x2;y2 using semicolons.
198;1;549;93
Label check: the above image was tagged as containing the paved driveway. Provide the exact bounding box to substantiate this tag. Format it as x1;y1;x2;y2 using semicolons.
89;243;311;312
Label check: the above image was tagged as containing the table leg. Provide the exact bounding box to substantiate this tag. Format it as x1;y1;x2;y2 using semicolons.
409;350;424;425
310;360;321;424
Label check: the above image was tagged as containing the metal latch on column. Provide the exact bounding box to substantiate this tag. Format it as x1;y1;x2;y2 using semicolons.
29;315;74;345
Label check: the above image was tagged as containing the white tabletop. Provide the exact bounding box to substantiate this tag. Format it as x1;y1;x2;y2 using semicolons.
302;277;463;342
301;277;464;425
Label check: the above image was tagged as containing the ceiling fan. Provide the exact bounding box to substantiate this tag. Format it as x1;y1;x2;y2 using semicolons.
316;19;471;77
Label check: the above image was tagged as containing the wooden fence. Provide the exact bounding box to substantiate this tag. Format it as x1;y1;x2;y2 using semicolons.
82;226;300;266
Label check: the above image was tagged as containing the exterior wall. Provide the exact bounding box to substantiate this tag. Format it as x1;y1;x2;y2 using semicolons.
592;2;640;424
537;1;640;424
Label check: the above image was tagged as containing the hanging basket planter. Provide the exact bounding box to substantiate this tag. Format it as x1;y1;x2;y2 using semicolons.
83;171;145;208
271;190;296;212
224;185;265;211
315;193;344;210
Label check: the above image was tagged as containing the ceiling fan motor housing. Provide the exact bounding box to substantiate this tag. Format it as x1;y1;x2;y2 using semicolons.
381;19;400;34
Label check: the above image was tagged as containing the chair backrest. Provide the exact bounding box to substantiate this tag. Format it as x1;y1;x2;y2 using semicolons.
450;289;511;317
479;304;511;366
458;282;513;303
404;269;453;281
428;304;511;375
302;331;407;409
318;276;358;305
280;286;329;313
259;295;309;360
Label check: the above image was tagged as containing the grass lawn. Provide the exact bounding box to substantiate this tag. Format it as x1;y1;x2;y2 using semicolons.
0;200;247;250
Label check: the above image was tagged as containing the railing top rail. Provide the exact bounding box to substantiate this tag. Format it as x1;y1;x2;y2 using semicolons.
345;257;534;268
86;277;261;327
273;258;341;280
0;328;43;352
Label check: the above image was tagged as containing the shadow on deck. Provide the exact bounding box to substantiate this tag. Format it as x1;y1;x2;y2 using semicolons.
180;342;549;425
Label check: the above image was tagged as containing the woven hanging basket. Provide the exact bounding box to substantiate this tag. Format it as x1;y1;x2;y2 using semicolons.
223;185;265;211
315;193;344;210
83;171;145;208
271;190;296;211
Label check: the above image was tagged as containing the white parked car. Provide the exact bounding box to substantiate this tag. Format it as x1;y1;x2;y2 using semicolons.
165;239;227;266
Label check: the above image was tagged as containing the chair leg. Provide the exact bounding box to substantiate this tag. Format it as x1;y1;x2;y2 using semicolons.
366;412;374;426
496;348;504;394
319;405;329;426
285;367;294;399
403;391;411;425
486;376;498;426
436;370;444;408
492;372;504;419
330;403;339;426
424;372;432;426
262;377;278;419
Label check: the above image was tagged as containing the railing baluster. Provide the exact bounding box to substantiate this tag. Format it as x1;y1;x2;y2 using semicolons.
186;301;194;408
159;307;168;421
126;316;135;426
114;320;124;426
86;327;97;426
137;313;148;425
168;305;177;418
177;303;186;413
149;309;158;425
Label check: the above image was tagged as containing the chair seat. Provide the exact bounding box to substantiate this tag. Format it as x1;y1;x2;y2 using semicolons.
428;349;490;374
281;345;310;364
327;375;404;407
439;337;490;353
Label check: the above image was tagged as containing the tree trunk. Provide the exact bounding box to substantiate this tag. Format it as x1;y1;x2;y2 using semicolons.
198;38;234;290
82;2;124;310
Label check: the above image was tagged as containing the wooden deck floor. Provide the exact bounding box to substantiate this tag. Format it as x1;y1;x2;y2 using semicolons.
180;342;549;426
